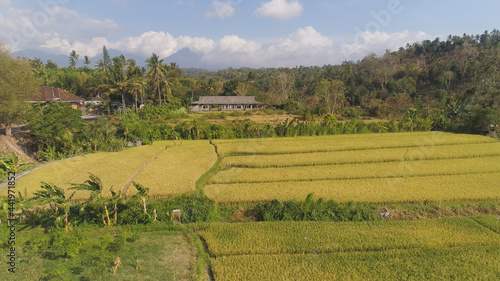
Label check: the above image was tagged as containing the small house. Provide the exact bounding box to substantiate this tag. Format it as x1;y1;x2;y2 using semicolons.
191;96;264;112
33;86;85;109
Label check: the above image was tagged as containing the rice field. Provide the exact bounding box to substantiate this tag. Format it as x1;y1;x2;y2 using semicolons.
210;156;500;184
206;132;500;204
194;218;500;281
131;141;217;197
15;140;217;200
212;247;500;281
194;218;500;256
212;131;495;156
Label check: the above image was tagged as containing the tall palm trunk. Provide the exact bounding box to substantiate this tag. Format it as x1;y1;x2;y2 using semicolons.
135;93;138;113
121;92;126;115
157;80;162;106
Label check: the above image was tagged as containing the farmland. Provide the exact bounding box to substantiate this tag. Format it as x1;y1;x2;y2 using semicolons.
15;140;216;200
5;131;500;280
194;218;500;281
206;132;500;204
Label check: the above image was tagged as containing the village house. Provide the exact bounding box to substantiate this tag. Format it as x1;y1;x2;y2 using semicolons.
32;86;85;110
191;96;264;112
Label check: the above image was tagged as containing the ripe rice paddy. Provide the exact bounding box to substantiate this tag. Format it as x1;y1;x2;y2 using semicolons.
15;140;217;200
194;217;500;281
206;132;500;204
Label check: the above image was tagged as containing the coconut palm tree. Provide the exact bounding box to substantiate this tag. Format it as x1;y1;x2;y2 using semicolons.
128;77;148;112
69;50;79;67
146;53;166;106
95;59;107;73
83;56;91;68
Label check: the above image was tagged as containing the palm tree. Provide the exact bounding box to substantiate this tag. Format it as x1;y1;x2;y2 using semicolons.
95;59;107;73
128;77;148;112
30;182;75;232
110;56;128;114
84;56;91;68
112;80;128;114
69;50;79;67
146;53;166;106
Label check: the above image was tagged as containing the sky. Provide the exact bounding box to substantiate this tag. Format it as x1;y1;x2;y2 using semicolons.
1;0;499;68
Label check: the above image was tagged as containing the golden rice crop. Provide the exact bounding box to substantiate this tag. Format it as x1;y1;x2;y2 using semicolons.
16;144;165;200
219;142;500;168
212;132;495;156
212;247;500;281
194;218;500;257
130;140;217;197
204;172;500;203
210;156;500;184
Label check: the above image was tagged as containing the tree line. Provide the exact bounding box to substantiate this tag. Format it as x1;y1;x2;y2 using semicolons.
1;31;499;160
25;30;500;133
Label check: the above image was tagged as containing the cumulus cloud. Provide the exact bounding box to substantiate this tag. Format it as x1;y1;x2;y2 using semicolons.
254;0;303;20
205;1;235;19
0;5;119;53
109;31;215;58
219;35;261;53
341;30;431;61
203;26;334;68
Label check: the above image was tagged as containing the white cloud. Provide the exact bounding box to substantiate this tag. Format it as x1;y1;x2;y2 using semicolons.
205;1;235;19
203;26;334;68
0;5;119;53
0;0;10;6
254;0;303;20
109;31;215;58
341;30;431;62
219;35;261;53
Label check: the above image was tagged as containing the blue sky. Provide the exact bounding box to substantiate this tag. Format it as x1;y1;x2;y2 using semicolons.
1;0;499;68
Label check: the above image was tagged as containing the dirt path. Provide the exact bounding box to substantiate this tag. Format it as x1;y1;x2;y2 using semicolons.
120;148;166;197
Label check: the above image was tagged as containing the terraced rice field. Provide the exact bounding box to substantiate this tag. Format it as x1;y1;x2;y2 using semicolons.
194;217;500;281
207;132;500;204
15;140;217;200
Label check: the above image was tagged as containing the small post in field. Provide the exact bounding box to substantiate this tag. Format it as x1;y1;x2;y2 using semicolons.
171;209;182;224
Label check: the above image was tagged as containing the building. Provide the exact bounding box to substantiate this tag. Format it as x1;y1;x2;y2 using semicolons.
191;96;264;112
33;86;85;109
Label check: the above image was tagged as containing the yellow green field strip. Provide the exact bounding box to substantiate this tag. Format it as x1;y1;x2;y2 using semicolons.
130;140;217;197
219;142;500;168
213;132;495;156
194;218;500;257
16;145;166;200
211;247;500;281
210;156;500;184
204;172;500;203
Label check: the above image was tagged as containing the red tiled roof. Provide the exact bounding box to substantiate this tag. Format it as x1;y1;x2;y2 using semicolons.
35;86;84;102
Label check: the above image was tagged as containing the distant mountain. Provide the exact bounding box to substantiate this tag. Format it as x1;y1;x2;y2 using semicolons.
12;49;148;68
12;48;224;70
163;48;220;70
13;49;70;67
